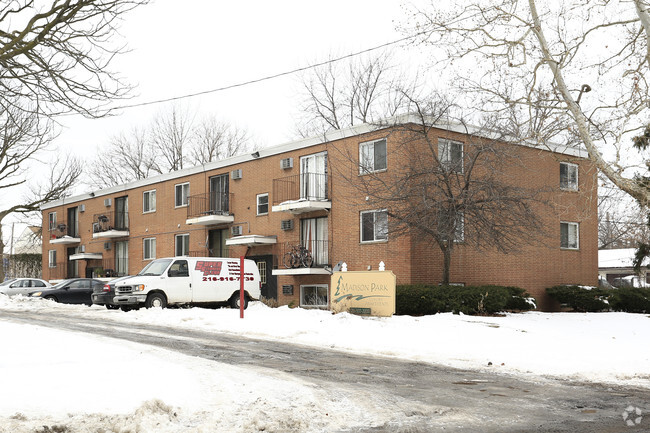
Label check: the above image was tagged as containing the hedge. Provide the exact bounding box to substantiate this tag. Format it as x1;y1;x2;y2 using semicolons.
609;287;650;313
545;285;610;312
395;284;535;316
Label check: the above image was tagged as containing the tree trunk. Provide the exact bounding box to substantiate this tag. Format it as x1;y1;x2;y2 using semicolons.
441;244;452;285
0;223;5;282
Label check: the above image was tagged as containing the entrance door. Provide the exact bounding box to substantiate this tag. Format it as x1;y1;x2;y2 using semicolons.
67;246;78;278
115;241;129;276
301;217;328;266
208;229;229;257
249;255;276;301
115;196;128;230
67;207;79;237
209;174;229;214
300;152;327;200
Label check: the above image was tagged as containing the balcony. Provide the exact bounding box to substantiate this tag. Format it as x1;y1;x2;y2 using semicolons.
271;172;331;214
46;263;67;281
186;192;235;226
87;258;128;278
92;212;129;239
272;240;331;276
49;221;81;245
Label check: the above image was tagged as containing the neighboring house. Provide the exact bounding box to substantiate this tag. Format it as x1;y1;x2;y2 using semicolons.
598;248;650;287
14;226;42;255
5;225;42;279
41;117;598;310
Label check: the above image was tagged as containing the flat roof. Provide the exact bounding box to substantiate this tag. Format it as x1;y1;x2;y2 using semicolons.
42;114;588;210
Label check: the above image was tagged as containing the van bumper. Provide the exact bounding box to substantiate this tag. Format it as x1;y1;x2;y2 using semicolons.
113;294;147;305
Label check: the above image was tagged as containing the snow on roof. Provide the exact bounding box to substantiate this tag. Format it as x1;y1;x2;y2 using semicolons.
598;248;649;269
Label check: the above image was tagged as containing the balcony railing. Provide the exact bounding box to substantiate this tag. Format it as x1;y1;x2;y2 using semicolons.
47;263;67;280
93;212;129;234
49;221;79;239
278;240;330;268
272;172;330;205
87;258;128;278
187;192;233;219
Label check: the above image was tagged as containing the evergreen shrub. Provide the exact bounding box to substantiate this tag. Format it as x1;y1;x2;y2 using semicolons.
395;284;535;316
545;285;610;312
609;287;650;313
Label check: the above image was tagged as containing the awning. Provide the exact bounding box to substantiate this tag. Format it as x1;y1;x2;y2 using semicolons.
69;253;103;261
225;235;277;247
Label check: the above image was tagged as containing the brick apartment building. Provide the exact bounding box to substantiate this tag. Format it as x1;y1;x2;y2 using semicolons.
41;116;597;311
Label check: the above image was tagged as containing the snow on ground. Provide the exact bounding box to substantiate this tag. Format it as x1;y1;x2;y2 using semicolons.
0;295;649;432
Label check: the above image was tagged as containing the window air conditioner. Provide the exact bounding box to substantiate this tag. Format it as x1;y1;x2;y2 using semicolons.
104;242;112;250
231;225;243;236
79;204;85;212
231;169;242;180
280;219;294;231
79;245;86;253
280;157;293;169
104;198;112;207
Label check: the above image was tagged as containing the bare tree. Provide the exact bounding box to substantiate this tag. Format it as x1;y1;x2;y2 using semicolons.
189;115;250;165
0;0;148;119
86;127;157;188
335;93;546;284
150;106;194;172
405;0;650;206
297;52;415;137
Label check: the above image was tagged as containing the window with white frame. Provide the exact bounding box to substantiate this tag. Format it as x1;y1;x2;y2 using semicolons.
175;233;190;256
48;250;56;268
300;284;328;308
560;162;578;191
360;210;388;243
560;222;579;249
438;139;464;173
143;238;156;260
143;190;156;213
48;212;57;231
257;193;269;215
175;183;189;207
359;138;387;174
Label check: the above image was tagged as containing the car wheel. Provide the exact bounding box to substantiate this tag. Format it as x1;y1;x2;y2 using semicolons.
145;292;167;309
44;295;57;303
229;294;248;310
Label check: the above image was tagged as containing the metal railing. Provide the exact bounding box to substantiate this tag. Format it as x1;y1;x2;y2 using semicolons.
272;172;330;205
48;221;79;239
93;211;129;233
47;263;67;280
87;258;128;277
187;192;233;219
279;240;330;268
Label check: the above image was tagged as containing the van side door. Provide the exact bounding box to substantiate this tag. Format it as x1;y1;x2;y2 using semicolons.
164;259;192;304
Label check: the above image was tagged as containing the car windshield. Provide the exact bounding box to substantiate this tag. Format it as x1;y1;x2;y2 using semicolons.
52;279;73;289
138;259;173;276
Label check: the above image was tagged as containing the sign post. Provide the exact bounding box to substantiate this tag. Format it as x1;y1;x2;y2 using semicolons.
240;256;245;319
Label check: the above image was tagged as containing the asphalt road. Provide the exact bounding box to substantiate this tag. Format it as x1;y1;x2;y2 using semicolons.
1;308;648;432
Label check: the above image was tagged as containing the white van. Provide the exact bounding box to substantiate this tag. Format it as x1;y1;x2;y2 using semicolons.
113;257;261;309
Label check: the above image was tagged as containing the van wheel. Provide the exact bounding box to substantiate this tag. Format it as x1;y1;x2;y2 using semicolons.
230;294;248;310
146;293;167;309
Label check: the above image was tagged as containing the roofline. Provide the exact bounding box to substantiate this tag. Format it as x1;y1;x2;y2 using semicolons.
41;114;588;210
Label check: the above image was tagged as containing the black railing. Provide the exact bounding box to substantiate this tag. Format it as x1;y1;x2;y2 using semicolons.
93;211;129;233
87;258;128;277
49;221;79;239
187;192;233;219
272;172;330;205
278;240;330;268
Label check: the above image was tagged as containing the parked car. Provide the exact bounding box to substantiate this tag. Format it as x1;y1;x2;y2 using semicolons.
0;278;52;296
92;275;133;309
29;278;104;305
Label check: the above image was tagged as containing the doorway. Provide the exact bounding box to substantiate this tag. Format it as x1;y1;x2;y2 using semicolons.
249;254;277;301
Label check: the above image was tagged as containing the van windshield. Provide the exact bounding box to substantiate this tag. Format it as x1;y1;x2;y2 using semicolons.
138;259;173;276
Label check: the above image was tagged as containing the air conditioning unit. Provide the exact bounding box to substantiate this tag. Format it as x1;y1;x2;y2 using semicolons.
280;157;293;170
231;169;242;180
79;204;85;213
79;245;86;253
280;219;294;231
104;198;112;207
231;225;243;236
104;242;112;250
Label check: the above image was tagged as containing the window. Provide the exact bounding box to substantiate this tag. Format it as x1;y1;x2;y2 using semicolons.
438;139;463;172
143;238;156;260
300;284;328;308
48;250;57;268
48;212;57;231
257;193;269;215
143;190;156;213
560;162;578;191
455;212;465;242
301;217;328;265
561;222;579;249
175;233;190;256
360;210;388;243
169;259;189;277
359;138;387;174
257;261;267;285
175;183;189;207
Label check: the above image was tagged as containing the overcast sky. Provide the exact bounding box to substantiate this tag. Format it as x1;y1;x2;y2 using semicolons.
56;0;426;161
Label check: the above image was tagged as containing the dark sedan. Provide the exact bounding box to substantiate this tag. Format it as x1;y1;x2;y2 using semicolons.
30;278;104;305
92;276;133;309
